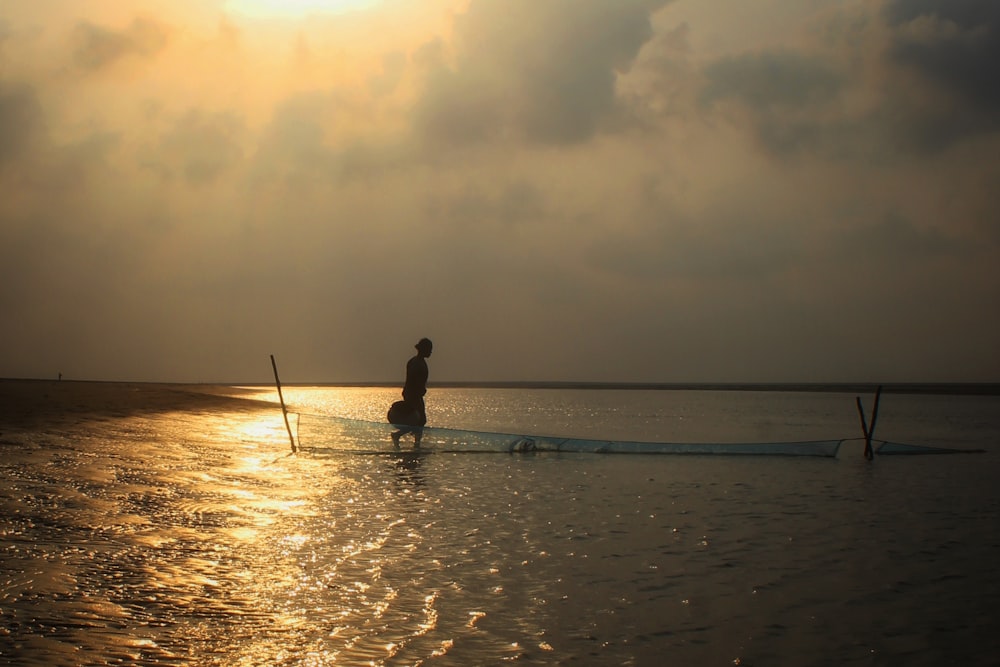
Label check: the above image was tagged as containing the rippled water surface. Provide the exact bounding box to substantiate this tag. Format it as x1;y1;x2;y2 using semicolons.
2;388;999;665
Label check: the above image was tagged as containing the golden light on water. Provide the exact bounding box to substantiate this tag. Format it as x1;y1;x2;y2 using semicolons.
4;382;996;664
143;407;455;663
3;391;597;663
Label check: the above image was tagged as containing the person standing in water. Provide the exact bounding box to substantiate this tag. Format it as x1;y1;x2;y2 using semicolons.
392;338;433;447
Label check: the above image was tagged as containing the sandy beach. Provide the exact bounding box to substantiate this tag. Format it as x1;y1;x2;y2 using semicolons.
0;379;275;430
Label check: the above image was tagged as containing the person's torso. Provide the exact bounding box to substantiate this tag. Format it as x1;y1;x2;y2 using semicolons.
403;356;428;396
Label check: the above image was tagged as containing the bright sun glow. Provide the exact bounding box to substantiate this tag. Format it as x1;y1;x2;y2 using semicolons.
226;0;380;19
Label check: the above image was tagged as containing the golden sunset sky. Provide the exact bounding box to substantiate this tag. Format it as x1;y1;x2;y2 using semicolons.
1;0;998;383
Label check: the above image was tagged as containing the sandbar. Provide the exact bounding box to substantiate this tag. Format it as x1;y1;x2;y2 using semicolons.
0;379;274;429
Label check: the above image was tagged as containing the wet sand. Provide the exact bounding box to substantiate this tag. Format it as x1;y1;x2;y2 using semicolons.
0;379;274;429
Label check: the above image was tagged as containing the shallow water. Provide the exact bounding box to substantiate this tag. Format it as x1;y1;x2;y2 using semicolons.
2;388;999;665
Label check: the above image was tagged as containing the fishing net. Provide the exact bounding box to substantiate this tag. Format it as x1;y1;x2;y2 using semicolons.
293;412;846;456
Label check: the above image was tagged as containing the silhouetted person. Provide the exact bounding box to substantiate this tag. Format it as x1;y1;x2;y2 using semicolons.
391;338;433;447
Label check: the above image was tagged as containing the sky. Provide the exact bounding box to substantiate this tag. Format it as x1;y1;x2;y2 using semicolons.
1;0;998;384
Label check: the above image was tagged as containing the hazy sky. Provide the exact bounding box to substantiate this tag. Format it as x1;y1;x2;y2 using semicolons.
1;0;998;383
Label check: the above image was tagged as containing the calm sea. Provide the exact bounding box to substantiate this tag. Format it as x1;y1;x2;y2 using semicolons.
2;387;999;666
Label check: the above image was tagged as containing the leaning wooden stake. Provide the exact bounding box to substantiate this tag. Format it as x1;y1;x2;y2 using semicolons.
271;354;297;453
856;385;883;460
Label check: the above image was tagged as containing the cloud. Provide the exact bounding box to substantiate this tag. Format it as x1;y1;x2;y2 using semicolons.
425;179;546;228
72;16;171;71
688;1;1000;159
1;1;998;383
0;82;44;166
368;51;407;98
148;109;247;185
412;0;673;146
885;0;1000;109
703;51;843;110
877;0;1000;150
835;212;970;263
699;50;847;156
250;92;343;185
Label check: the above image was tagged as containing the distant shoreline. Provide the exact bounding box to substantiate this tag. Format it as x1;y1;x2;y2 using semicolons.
3;378;998;396
256;381;1000;396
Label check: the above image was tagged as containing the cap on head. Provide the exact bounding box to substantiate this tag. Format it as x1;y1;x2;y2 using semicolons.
415;337;433;352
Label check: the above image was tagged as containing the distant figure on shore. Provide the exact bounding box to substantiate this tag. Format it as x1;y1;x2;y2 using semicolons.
391;338;433;447
58;373;62;381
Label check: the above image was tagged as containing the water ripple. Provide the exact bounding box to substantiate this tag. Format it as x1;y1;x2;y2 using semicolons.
2;391;1000;665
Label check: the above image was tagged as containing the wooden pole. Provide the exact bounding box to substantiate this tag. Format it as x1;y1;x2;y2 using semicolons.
867;385;882;459
271;354;297;453
856;396;871;459
856;385;883;461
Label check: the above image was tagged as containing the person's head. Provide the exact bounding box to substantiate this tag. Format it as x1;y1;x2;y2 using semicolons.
415;337;433;357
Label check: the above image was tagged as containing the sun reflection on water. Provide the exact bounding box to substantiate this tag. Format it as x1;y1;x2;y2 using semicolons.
3;385;995;665
6;393;620;665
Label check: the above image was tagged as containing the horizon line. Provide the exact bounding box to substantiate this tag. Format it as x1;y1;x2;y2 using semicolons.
3;378;999;395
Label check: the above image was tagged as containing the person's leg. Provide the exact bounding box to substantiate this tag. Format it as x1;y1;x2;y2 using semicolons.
413;399;426;447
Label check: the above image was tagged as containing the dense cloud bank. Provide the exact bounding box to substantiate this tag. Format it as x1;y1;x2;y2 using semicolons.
1;0;997;382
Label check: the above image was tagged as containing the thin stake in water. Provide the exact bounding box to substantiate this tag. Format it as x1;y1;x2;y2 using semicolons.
856;385;882;460
271;354;297;453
